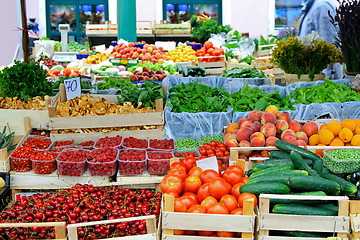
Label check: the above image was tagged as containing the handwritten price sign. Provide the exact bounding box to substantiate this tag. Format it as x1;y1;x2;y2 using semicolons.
64;77;81;100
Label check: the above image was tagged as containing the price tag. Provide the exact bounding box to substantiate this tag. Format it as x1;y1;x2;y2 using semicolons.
196;156;219;172
64;77;81;100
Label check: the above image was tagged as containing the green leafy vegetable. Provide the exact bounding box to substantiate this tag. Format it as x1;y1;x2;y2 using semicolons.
222;67;266;78
129;62;177;75
239;56;255;65
97;77;137;90
191;17;232;42
0;124;16;151
68;42;90;53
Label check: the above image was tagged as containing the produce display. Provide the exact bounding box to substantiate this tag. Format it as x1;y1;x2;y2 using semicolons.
323;148;360;173
52;77;91;90
86;53;111;64
128;61;178;75
199;135;224;145
57;149;89;176
118;149;147;175
147;151;174;175
88;147;118;176
178;66;207;77
0;184;162;239
166;44;197;63
0;125;15;151
0;96;49;110
97;77;137;90
196;41;224;62
175;138;199;149
46;66;80;78
198;140;229;170
129;66;167;82
222;67;266;78
112;42;167;63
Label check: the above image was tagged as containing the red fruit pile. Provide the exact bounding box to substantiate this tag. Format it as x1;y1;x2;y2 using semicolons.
88;147;118;176
198;141;229;171
9;146;37;172
95;135;123;148
149;139;174;150
123;137;148;149
22;136;52;150
112;42;167;63
31;151;58;174
175;151;198;158
57;149;90;176
31;130;50;137
196;41;224;62
129;67;167;82
0;184;162;239
78;140;95;150
147;151;174;175
118;149;146;175
52;140;74;148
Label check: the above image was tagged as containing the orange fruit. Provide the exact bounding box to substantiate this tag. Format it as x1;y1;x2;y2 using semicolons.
318;129;334;145
309;134;320;146
315;144;326;157
320;123;328;130
341;119;356;132
329;138;344;146
354;119;360;127
345;142;352;146
339;127;353;143
327;120;342;136
351;135;360;146
355;126;360;135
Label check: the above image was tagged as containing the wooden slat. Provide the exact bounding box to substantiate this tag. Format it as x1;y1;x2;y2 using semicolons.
259;213;349;233
163;194;174;236
231;146;360;151
242;198;255;239
338;199;350;238
259;196;270;236
260;194;349;201
350;200;360;239
164;236;251;240
259;237;329;240
49;112;164;130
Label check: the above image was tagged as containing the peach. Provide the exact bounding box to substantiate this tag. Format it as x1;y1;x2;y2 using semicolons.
282;134;297;145
251;121;263;133
266;136;279;146
276;119;289;133
303;121;319;137
232;129;239;135
240;120;253;129
250;132;265;147
296;139;307;147
225;138;239;151
238;140;252;157
236;127;253;142
224;133;232;141
288;120;302;133
278;112;291;123
261;112;276;125
281;129;296;139
296;131;309;144
226;123;239;134
227;134;237;141
248;110;262;121
265;105;280;117
238;155;248;161
260;123;277;138
251;111;263;122
238;118;248;127
261;150;270;157
250;132;264;141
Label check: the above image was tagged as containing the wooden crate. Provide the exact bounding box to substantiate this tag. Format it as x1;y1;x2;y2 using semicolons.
117;170;164;188
350;200;360;240
258;194;350;240
86;21;110;35
285;73;325;85
269;73;286;86
154;21;191;34
197;56;226;76
0;222;66;239
162;194;255;239
107;21;118;34
67;215;158;240
251;57;274;70
254;44;276;58
137;21;153;34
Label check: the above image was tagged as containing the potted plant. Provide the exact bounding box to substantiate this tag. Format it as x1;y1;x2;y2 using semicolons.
271;32;341;83
330;0;360;79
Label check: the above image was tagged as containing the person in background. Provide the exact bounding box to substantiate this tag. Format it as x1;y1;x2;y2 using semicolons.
298;0;342;79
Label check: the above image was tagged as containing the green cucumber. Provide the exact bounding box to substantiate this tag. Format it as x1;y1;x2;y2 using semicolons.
318;203;339;215
272;204;337;216
247;171;308;184
270;191;327;205
250;170;308;180
282;231;330;238
246;169;255;177
275;140;323;163
249;164;294;179
288;176;341;195
321;172;357;195
313;158;324;175
290;150;320;177
266;157;313;166
252;159;294;171
240;182;291;196
269;151;291;160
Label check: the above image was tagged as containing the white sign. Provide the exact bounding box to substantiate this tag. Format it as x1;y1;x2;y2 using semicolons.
64;77;81;100
196;156;219;172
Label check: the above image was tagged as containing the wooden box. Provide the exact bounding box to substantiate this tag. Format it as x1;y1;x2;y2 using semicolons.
350;200;360;240
107;21;118;34
162;194;256;239
86;21;109;35
137;21;153;34
197;55;226;76
254;44;276;58
285;73;325;85
154;22;191;35
258;194;350;240
0;222;66;239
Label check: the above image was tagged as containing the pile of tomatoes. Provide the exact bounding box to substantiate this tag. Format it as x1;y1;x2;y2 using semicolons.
196;41;224;63
160;161;257;238
198;140;230;171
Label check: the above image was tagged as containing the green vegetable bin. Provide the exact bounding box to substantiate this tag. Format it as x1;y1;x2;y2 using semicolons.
110;58;139;68
323;148;360;174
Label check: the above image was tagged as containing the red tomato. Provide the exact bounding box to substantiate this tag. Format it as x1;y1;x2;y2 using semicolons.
200;170;220;184
204;41;213;49
161;175;183;194
182;192;199;204
209;140;218;146
197;183;211;202
241;177;249;184
52;69;60;76
226;165;244;175
222;170;243;186
198;147;207;156
184;175;202;193
231;182;245;199
168;168;187;182
198;156;208;160
238;193;257;208
200;196;218;210
174;198;187;212
209;178;231;199
188;167;203;178
219;194;238;212
165;191;179;198
230;208;243;215
63;68;71;76
217;231;234;237
207;203;229;214
213;49;222;56
187;205;206;213
203;143;211;150
179;196;197;210
170;162;186;172
183;157;196;172
207;47;214;55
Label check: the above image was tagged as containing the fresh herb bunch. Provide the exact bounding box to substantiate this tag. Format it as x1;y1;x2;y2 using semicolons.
222;67;266;78
271;36;342;80
167;81;230;113
52;76;92;90
97;77;137;90
330;0;360;73
68;41;89;53
239;56;255;65
285;78;360;104
229;84;294;112
0;61;52;101
0;124;16;151
191;16;232;42
254;35;277;52
117;81;165;109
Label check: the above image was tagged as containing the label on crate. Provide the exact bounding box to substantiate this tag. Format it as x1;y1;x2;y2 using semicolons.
196;156;218;172
64;77;81;100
